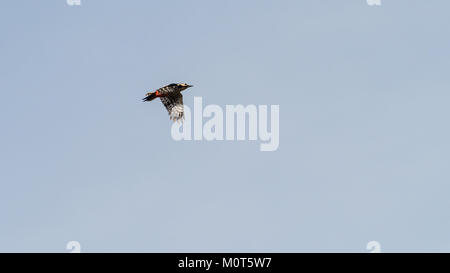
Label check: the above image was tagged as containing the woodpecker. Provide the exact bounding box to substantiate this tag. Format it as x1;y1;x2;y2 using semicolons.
142;83;193;122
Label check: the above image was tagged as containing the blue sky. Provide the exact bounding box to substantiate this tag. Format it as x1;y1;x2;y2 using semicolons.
1;0;450;252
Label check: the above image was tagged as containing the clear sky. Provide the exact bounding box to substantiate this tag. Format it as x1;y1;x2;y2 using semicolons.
1;0;450;252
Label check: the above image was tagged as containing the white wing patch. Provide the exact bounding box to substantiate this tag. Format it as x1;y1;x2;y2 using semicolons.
160;93;184;122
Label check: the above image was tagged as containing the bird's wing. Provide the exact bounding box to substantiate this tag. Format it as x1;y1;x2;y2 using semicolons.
160;93;184;121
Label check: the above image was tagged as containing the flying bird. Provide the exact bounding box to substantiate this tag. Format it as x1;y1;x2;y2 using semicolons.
142;83;193;122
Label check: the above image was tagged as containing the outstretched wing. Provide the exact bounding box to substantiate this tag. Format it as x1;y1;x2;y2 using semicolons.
160;93;184;121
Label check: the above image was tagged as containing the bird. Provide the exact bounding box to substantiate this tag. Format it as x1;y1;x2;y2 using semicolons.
142;83;193;122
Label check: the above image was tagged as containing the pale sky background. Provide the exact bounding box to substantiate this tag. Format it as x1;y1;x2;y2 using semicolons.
1;0;450;252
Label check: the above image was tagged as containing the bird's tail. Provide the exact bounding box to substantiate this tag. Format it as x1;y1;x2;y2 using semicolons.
142;92;157;102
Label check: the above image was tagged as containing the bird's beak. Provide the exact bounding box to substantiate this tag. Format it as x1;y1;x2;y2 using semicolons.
187;85;193;87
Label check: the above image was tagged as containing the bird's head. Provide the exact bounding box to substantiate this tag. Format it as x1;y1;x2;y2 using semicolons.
177;83;193;91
